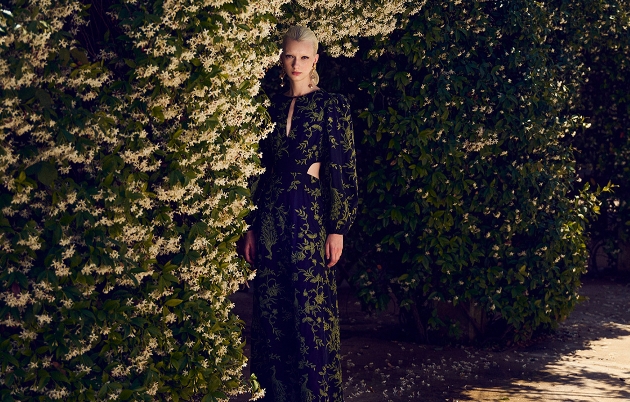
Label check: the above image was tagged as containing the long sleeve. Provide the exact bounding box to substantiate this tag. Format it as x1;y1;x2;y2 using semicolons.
325;94;358;235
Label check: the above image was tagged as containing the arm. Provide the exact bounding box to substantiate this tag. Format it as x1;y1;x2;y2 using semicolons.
242;229;256;264
325;233;344;268
325;94;358;266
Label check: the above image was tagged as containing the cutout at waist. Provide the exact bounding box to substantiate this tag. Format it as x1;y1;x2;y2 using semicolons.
307;162;321;179
271;162;321;179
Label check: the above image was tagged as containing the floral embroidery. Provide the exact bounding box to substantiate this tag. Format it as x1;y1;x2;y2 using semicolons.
249;90;357;401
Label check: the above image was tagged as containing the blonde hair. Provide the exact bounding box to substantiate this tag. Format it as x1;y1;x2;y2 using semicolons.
282;26;320;85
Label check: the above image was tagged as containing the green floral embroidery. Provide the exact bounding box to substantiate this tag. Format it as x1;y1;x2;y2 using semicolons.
250;90;356;402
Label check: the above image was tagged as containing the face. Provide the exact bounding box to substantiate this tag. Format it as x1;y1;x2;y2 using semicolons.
282;39;319;85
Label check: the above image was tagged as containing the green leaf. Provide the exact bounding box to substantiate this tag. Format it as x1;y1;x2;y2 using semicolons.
1;352;20;367
152;106;165;123
37;162;58;187
70;48;89;65
59;48;71;65
35;88;53;108
165;299;183;307
147;326;161;337
163;273;179;283
50;370;70;383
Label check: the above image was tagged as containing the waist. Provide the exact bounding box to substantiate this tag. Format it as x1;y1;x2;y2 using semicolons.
271;162;321;178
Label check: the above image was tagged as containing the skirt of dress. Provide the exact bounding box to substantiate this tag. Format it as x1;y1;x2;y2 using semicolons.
251;171;344;402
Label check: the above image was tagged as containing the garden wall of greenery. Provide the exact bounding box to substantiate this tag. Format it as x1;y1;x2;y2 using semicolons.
333;0;606;343
343;0;629;342
0;0;627;400
559;1;630;264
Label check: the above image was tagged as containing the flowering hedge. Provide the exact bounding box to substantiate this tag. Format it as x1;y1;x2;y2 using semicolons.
349;0;601;342
0;0;412;400
0;1;273;400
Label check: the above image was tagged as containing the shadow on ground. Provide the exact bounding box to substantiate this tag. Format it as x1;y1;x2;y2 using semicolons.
230;275;630;401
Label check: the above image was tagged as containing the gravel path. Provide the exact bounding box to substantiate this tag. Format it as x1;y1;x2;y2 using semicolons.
230;276;630;401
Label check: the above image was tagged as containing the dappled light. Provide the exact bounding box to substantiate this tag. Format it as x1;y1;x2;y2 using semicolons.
232;277;630;401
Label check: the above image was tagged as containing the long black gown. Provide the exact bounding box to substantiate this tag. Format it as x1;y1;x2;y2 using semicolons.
248;89;357;402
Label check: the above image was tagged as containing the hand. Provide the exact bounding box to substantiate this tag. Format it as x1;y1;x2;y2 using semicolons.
325;234;343;268
241;230;256;265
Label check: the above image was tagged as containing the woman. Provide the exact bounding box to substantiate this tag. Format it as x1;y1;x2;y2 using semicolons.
242;26;357;402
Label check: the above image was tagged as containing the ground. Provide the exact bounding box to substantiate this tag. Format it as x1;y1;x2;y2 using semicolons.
230;274;630;401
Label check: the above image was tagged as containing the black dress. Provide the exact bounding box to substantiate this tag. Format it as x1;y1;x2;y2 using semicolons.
248;89;357;401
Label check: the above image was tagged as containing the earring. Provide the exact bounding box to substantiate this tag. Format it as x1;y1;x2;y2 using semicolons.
280;69;286;87
308;64;316;89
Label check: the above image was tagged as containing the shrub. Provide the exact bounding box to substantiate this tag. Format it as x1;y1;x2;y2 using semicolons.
351;0;601;342
555;0;630;257
0;1;277;399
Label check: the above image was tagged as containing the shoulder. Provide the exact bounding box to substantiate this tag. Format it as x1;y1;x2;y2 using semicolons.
314;89;347;102
315;90;350;111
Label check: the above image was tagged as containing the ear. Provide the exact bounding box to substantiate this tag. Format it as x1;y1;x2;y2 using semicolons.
314;53;319;65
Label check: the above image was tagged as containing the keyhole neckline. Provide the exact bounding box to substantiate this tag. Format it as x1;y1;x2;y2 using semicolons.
283;88;321;98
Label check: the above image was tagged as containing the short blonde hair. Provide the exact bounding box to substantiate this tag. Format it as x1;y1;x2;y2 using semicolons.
283;26;320;85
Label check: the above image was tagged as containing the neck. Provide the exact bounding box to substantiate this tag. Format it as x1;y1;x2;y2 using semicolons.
287;82;318;97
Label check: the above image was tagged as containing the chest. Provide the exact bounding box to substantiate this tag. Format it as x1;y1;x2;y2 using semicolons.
269;96;328;162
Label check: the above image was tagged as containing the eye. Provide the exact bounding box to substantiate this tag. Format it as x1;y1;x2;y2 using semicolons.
301;56;309;60
284;54;294;59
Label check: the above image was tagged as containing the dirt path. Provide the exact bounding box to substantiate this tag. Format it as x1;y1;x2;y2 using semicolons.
230;276;630;401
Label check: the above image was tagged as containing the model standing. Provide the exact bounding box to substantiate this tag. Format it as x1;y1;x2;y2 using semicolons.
242;26;357;402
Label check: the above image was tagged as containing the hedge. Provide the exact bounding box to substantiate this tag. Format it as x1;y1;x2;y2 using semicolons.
348;0;602;342
556;0;630;259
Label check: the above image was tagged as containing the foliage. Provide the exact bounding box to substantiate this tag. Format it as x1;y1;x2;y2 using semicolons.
0;0;411;400
280;0;420;57
0;1;274;400
351;0;601;342
1;0;619;399
555;0;630;252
